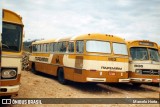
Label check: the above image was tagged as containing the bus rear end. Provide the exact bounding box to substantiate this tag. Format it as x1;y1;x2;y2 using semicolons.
65;34;130;83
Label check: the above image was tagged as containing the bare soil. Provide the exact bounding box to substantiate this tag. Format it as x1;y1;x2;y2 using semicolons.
1;70;160;107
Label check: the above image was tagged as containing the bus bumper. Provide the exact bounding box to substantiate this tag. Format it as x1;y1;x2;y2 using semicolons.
86;77;106;82
0;85;20;96
118;79;130;82
130;78;160;83
128;71;160;83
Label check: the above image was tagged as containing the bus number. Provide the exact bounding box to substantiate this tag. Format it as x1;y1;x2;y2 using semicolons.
134;65;143;68
108;58;116;61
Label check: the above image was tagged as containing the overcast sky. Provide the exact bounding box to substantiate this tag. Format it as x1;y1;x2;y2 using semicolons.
1;0;160;44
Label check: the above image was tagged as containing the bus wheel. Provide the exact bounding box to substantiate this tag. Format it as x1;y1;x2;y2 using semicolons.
58;68;66;85
31;63;37;74
132;83;142;87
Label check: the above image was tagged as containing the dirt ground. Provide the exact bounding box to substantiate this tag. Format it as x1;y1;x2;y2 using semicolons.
1;70;160;107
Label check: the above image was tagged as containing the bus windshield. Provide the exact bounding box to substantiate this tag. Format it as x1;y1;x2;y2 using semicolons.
130;47;149;60
2;22;22;52
148;48;160;62
86;40;111;53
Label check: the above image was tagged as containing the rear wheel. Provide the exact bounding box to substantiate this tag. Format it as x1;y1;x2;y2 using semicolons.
57;68;67;84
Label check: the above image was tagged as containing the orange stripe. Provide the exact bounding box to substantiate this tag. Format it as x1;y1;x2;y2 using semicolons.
0;74;21;86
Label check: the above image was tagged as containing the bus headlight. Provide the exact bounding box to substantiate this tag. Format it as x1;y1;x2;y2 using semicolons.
1;69;17;79
135;69;142;74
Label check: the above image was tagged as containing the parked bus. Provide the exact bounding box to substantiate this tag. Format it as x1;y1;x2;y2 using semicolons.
29;33;129;84
0;9;24;97
159;46;160;54
127;40;160;86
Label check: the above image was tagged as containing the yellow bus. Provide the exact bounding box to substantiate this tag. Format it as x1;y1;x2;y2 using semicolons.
0;9;24;97
127;40;160;86
29;39;56;74
159;46;160;54
29;33;129;84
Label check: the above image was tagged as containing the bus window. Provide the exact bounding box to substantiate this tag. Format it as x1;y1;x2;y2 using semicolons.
32;45;37;52
62;42;67;52
2;23;22;52
148;48;160;62
54;43;58;52
130;47;148;60
37;44;41;52
68;42;74;53
46;44;50;52
86;40;111;53
50;43;55;52
76;41;84;53
59;42;67;52
113;43;128;55
43;44;47;52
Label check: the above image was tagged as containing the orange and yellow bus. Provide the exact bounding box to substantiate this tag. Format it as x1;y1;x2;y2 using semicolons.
127;40;160;86
29;33;129;84
0;9;24;97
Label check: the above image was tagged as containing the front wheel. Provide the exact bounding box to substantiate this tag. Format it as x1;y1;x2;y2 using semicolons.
57;68;67;85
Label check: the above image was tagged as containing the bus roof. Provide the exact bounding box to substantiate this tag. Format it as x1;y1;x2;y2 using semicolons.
127;40;158;48
55;36;72;42
3;9;23;25
70;33;126;43
32;39;56;45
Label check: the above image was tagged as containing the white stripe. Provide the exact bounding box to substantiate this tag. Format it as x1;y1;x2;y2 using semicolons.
63;55;128;71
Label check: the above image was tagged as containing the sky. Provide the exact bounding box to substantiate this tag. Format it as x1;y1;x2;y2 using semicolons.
1;0;160;44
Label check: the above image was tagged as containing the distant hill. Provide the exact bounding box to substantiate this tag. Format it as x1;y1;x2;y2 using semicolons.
23;41;32;52
23;39;42;52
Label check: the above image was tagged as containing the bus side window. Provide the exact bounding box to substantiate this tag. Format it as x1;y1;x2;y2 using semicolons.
68;42;74;53
37;44;41;52
76;41;84;53
46;44;50;52
32;45;36;52
43;44;47;52
58;42;62;52
62;42;67;52
50;43;54;52
54;43;58;52
29;45;32;53
59;42;67;52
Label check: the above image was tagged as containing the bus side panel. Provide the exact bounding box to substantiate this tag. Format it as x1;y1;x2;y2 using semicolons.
63;67;74;81
43;63;57;76
35;62;44;72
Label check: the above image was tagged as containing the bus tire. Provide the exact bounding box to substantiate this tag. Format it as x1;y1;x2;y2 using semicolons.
31;63;37;74
132;83;142;87
58;68;67;85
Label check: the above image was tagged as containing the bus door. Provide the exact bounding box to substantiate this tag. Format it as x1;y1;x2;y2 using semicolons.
74;40;84;81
